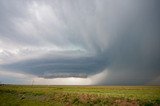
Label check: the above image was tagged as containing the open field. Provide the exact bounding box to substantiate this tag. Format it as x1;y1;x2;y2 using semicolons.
0;85;160;106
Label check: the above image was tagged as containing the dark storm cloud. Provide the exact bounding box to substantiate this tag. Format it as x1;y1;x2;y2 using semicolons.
0;0;160;85
101;0;160;85
1;51;109;78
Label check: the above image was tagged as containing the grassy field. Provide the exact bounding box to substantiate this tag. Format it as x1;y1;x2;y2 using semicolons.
0;85;160;106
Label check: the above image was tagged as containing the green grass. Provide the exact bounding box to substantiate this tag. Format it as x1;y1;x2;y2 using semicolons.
0;85;160;106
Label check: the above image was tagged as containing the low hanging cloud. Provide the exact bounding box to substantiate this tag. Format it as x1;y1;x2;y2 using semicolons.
0;69;108;85
0;0;160;85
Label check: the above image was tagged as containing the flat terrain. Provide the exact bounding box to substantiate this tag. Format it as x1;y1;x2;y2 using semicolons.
0;85;160;106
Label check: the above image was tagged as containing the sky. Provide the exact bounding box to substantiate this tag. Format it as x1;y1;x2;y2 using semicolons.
0;0;160;85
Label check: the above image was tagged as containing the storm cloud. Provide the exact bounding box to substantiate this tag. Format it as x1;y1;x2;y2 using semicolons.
0;0;160;85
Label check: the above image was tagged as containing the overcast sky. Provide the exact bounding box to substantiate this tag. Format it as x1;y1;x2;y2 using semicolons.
0;0;160;85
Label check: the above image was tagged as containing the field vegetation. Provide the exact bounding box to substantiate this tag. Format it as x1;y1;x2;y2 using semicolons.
0;85;160;106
